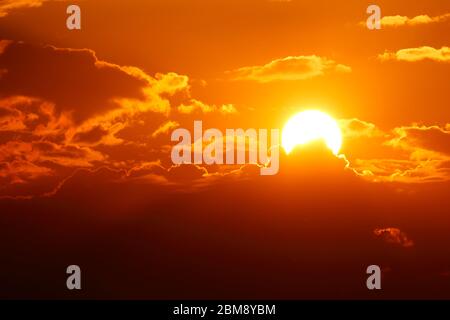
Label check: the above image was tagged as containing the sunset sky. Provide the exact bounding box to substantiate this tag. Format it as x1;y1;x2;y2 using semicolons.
0;0;450;299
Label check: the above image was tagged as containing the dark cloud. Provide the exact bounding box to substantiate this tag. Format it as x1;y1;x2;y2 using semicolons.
393;125;450;155
71;126;110;145
0;41;147;123
0;41;205;197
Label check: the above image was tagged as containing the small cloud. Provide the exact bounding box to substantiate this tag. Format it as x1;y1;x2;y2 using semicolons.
374;227;414;248
379;13;450;27
177;99;237;114
152;120;179;138
178;99;215;114
0;0;49;18
166;164;208;182
219;104;238;114
379;46;450;62
339;118;384;139
71;125;111;145
225;55;351;83
153;72;190;96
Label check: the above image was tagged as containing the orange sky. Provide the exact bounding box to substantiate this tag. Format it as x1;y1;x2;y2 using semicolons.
0;0;449;299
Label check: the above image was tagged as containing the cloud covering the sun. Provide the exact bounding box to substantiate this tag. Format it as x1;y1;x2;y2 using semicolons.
225;55;351;82
379;46;450;62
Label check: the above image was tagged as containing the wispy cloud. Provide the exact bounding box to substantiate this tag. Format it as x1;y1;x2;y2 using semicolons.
379;46;450;63
152;121;179;138
379;13;450;27
0;0;51;18
177;99;237;114
225;55;351;83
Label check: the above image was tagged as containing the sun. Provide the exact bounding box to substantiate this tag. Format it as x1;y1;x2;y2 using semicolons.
282;110;342;155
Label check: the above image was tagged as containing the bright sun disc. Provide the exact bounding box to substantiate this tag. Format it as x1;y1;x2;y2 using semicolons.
282;110;342;155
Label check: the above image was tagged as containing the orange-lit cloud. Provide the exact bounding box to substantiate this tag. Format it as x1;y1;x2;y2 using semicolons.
379;13;450;27
0;140;105;168
226;55;351;82
341;121;450;183
374;228;414;248
387;125;450;155
0;159;52;184
1;0;450;300
339;118;385;139
152;121;180;138
0;0;51;18
379;46;450;62
0;42;149;123
177;99;237;114
0;40;242;198
1;38;449;198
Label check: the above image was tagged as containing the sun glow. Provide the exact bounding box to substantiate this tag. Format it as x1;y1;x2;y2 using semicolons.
282;110;342;155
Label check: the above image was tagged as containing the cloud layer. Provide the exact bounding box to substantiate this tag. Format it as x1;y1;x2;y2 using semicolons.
0;40;237;198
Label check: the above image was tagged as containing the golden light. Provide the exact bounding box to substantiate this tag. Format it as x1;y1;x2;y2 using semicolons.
282;110;342;155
